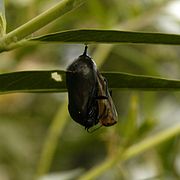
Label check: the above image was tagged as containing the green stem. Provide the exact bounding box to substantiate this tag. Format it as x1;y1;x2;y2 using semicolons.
0;0;86;49
78;124;180;180
35;101;68;178
0;0;6;36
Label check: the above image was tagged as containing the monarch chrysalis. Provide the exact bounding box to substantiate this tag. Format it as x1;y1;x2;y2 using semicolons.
66;46;118;131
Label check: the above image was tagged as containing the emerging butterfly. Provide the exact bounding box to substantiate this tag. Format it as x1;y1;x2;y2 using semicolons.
66;46;118;131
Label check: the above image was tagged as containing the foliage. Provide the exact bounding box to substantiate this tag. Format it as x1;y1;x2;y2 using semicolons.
0;0;179;180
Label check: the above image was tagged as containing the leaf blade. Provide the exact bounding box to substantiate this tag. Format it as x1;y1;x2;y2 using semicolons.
31;29;180;45
0;70;66;94
1;71;180;94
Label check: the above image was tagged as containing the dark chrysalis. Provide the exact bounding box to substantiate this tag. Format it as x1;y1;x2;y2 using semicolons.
66;46;99;130
66;46;118;131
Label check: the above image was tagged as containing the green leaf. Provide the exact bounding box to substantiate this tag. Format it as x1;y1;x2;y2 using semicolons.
0;70;66;94
105;72;180;90
0;0;6;36
1;70;180;94
31;29;180;45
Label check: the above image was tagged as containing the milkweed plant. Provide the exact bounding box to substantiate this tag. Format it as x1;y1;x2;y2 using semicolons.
0;0;179;180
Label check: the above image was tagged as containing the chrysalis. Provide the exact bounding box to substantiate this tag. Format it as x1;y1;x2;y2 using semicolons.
66;46;118;131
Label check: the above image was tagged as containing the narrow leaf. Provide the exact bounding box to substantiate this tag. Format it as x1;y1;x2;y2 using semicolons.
0;70;66;94
105;72;180;90
31;29;180;45
1;71;180;94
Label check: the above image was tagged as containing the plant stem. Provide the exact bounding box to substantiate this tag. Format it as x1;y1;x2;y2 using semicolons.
35;101;68;178
78;124;180;180
0;0;6;36
0;0;86;49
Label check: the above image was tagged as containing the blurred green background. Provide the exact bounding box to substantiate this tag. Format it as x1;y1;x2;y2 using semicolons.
0;0;180;180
